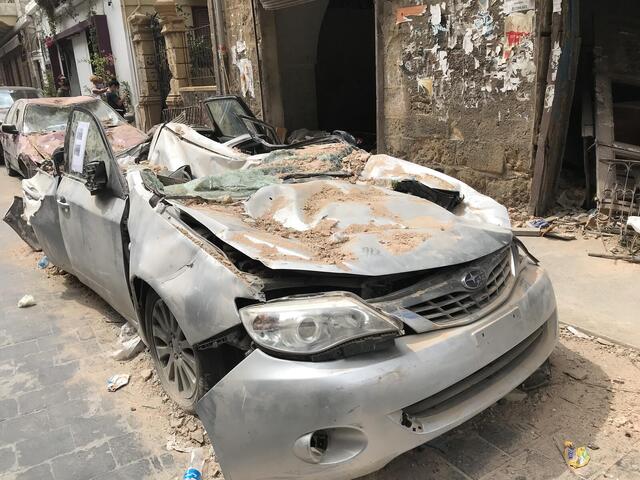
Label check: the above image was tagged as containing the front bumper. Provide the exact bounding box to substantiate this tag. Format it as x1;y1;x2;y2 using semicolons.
197;263;558;480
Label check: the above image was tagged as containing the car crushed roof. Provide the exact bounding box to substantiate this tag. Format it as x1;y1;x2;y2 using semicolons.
18;96;95;106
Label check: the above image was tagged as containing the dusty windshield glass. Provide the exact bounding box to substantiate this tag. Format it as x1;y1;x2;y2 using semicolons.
23;100;124;134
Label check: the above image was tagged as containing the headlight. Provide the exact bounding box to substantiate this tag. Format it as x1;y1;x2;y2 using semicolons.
239;292;402;356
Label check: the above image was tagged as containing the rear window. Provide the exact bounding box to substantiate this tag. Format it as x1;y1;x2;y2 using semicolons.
0;89;41;108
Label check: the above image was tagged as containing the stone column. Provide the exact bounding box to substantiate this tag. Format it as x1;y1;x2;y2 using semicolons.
154;0;190;109
129;13;163;131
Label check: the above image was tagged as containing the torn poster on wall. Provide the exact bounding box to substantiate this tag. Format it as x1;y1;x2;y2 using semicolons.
504;0;535;14
396;5;427;25
237;58;255;98
231;36;255;98
398;0;537;112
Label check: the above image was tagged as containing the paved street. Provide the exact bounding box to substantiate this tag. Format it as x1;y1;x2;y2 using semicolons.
1;168;640;480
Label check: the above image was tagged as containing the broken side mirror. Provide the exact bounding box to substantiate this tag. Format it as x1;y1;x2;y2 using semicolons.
52;147;64;176
1;124;18;135
85;160;108;195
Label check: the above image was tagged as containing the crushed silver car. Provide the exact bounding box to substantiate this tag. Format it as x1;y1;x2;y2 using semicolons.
5;96;558;480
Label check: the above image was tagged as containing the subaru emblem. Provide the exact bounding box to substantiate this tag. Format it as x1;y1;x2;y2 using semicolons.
462;269;486;290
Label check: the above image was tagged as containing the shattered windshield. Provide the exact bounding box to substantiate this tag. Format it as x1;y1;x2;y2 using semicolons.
23;100;124;134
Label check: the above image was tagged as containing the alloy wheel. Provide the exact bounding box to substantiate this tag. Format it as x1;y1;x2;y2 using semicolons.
150;299;198;400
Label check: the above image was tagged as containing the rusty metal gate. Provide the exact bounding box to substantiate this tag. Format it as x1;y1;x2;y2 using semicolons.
150;14;172;111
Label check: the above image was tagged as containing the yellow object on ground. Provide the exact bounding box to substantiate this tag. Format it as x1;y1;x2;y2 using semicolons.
563;441;590;468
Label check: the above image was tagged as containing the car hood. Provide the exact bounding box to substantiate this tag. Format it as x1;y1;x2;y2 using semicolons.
171;179;512;276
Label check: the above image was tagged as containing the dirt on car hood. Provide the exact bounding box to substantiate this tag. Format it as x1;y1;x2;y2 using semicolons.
172;179;512;276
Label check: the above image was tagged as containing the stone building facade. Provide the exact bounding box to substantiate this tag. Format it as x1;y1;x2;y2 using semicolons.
209;0;545;206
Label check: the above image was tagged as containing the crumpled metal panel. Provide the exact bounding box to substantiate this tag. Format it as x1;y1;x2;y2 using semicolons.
126;172;263;345
148;123;252;178
173;179;512;276
361;154;511;228
259;0;318;10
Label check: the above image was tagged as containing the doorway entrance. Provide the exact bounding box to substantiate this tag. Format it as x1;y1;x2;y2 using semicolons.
270;0;377;150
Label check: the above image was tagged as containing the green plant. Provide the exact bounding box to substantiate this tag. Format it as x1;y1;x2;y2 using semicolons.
88;52;115;81
43;70;56;97
120;80;132;110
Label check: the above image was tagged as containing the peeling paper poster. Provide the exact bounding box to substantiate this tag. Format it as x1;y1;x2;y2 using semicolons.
71;121;90;174
553;0;562;13
504;0;535;14
395;5;427;24
237;58;255;98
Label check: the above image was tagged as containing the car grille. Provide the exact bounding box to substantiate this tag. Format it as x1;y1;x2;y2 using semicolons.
408;248;513;325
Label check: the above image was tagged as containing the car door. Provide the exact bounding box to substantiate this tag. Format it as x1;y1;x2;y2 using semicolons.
56;107;137;322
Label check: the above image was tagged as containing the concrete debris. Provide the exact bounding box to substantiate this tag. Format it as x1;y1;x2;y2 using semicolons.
563;368;588;382
141;368;153;381
17;294;36;308
566;326;591;340
596;338;614;347
190;430;205;445
170;416;185;429
111;323;145;361
166;434;194;453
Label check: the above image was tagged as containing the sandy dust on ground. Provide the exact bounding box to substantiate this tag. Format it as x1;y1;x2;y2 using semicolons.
12;242;640;480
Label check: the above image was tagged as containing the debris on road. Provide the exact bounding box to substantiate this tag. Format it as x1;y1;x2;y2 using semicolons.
37;255;49;269
141;368;153;381
566;326;591;339
17;294;36;308
562;441;590;469
587;252;640;264
107;373;130;392
166;434;194;453
111;323;144;361
563;366;588;382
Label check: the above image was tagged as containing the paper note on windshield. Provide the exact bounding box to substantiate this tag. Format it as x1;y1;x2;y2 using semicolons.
71;121;90;173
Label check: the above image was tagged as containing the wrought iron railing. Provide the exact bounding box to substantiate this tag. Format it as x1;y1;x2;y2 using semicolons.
161;103;210;127
184;24;215;86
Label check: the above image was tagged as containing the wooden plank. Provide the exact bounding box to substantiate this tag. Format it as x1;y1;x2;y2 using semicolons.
529;0;581;215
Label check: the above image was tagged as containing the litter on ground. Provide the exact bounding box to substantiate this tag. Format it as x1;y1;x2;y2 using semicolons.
17;294;36;308
107;373;131;392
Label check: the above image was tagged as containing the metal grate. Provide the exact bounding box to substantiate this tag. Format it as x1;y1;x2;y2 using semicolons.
161;104;209;126
150;14;172;111
409;249;513;324
184;25;215;86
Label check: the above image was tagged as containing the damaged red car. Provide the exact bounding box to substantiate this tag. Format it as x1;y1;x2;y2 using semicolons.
0;96;147;178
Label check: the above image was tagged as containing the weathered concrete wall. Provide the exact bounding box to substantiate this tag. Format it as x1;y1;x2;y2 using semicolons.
381;0;538;204
221;0;264;118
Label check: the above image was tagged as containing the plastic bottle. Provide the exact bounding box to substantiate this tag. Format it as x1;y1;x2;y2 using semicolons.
183;448;205;480
37;256;49;269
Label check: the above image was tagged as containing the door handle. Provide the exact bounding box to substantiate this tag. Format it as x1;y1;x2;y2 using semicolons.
57;197;70;209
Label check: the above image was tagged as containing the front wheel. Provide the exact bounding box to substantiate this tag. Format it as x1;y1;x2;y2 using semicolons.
145;292;212;412
3;151;18;177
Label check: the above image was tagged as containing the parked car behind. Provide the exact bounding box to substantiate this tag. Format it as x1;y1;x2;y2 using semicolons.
5;96;558;480
0;96;146;178
0;86;42;122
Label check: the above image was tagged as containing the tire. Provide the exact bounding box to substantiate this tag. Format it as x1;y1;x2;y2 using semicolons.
145;291;213;412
